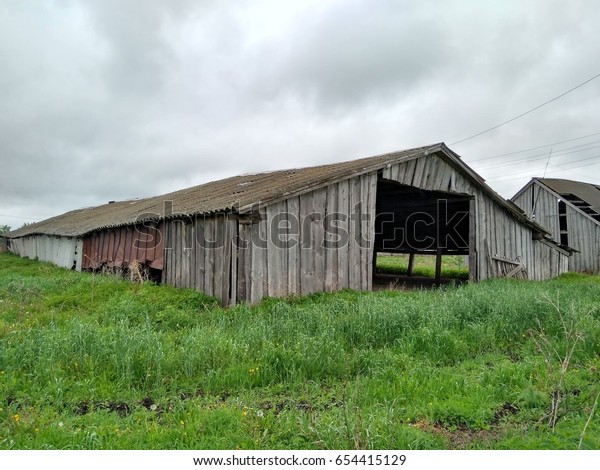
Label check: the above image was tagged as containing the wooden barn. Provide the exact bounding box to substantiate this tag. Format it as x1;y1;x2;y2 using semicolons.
7;143;570;305
512;178;600;274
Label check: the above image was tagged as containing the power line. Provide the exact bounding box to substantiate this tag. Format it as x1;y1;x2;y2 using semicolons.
491;160;600;183
554;159;600;172
468;133;600;163
0;213;40;220
497;153;600;179
473;142;600;170
550;166;599;180
488;163;600;184
490;162;598;183
486;153;600;182
450;72;600;145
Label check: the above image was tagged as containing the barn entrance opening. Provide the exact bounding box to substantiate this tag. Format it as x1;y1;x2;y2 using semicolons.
373;179;472;289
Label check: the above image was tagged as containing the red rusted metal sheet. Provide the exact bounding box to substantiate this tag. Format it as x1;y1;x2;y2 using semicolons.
82;222;164;270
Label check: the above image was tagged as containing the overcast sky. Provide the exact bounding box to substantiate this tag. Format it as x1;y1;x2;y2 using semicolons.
1;0;599;229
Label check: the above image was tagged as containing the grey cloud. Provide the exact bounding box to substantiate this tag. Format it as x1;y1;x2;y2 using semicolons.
252;1;450;110
2;0;600;230
81;0;202;97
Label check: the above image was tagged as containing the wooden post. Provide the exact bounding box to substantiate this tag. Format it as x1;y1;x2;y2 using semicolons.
236;223;249;303
372;249;378;275
468;197;477;282
484;238;496;278
407;253;415;276
435;249;442;286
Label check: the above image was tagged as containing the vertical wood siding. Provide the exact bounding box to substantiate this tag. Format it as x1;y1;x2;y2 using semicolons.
531;239;570;280
163;214;237;305
563;204;600;273
514;183;600;274
236;172;377;304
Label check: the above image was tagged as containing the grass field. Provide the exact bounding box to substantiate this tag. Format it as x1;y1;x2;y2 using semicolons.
376;254;469;280
0;252;599;449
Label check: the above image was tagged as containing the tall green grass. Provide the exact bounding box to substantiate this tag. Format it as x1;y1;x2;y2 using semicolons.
376;254;469;280
0;252;599;449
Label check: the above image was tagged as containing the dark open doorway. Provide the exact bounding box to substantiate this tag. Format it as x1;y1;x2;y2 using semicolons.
373;178;473;288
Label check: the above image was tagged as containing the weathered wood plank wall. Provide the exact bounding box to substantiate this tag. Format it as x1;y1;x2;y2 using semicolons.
513;184;560;240
163;214;237;305
236;173;377;304
531;238;569;280
514;183;600;273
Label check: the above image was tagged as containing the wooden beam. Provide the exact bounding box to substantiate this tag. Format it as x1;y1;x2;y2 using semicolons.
435;249;442;285
484;238;497;278
372;249;378;275
407;253;415;276
505;263;525;278
491;254;521;265
468;197;477;282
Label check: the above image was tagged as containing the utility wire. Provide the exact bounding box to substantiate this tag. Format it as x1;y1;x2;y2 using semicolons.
491;161;600;183
468;134;600;163
488;156;600;183
550;166;600;180
486;153;600;182
0;213;40;220
473;142;600;170
451;72;600;145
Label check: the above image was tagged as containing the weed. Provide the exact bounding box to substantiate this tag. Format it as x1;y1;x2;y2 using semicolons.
529;293;591;429
1;252;599;449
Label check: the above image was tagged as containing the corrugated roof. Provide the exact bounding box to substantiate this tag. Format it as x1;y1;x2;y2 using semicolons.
7;144;436;238
7;143;545;238
537;178;600;219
